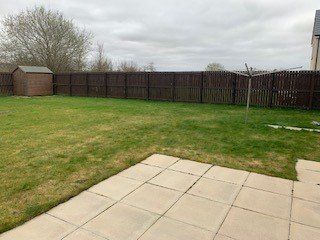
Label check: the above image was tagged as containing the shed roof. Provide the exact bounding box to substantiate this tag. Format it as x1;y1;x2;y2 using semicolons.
313;10;320;36
15;66;53;74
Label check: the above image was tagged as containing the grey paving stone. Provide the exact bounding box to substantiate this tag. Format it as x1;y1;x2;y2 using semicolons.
244;173;293;196
296;169;320;185
142;154;179;168
291;198;320;228
118;163;163;182
293;181;320;203
204;166;249;185
188;177;240;204
149;169;199;192
169;159;212;176
290;222;320;240
296;159;320;172
88;175;142;200
0;214;76;240
83;203;159;240
219;207;289;240
234;187;291;219
64;228;105;240
48;191;115;225
165;194;230;232
121;183;182;214
139;216;214;240
213;235;234;240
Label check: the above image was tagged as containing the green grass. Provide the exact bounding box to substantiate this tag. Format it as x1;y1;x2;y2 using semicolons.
0;96;319;233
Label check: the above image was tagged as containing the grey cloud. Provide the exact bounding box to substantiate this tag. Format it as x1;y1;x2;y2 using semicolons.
0;0;319;70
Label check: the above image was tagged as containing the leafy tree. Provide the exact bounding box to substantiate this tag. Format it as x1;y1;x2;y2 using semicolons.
205;63;225;71
0;6;92;72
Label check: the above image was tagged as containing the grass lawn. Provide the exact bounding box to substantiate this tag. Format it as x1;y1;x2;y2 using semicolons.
0;96;320;233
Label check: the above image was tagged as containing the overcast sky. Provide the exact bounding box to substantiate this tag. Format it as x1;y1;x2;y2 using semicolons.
0;0;319;71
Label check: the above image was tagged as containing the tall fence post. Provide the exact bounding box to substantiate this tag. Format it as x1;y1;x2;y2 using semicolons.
200;72;204;103
268;73;275;108
69;74;72;96
309;72;316;109
124;73;127;98
105;73;108;98
172;73;175;102
86;73;89;97
232;73;237;104
53;74;56;95
147;73;150;100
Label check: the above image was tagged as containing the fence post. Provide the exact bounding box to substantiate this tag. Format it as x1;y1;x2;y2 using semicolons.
69;74;72;96
147;73;150;100
232;73;237;104
268;73;275;108
200;72;204;103
52;74;56;95
309;72;316;109
172;73;175;101
124;73;127;98
105;73;108;98
86;73;89;97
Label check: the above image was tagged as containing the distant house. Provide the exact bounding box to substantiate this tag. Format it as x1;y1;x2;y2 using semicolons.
311;10;320;70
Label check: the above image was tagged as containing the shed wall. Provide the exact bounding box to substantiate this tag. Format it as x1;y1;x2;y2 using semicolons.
26;73;53;96
13;68;27;95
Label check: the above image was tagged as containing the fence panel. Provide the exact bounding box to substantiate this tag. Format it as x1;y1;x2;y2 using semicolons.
203;72;234;104
126;72;148;99
149;72;174;101
0;73;13;96
52;71;320;110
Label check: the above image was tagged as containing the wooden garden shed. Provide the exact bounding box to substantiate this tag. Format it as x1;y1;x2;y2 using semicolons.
12;66;53;96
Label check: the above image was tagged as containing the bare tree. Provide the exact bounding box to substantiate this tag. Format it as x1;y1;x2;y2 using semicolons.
143;62;156;72
90;43;113;72
205;63;225;71
0;6;92;72
117;60;141;72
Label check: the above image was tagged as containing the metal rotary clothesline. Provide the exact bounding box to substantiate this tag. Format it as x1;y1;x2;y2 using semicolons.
227;64;303;123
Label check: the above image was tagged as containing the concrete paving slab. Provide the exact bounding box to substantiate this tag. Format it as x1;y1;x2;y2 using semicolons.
48;191;115;225
142;154;179;168
83;203;158;240
139;216;214;240
234;187;291;219
214;235;234;240
64;228;106;240
169;159;212;176
88;175;142;200
0;214;76;240
118;163;163;182
296;159;320;172
219;207;289;240
296;169;320;185
291;198;320;228
290;222;320;240
204;166;249;185
293;181;320;203
149;169;199;192
188;177;240;204
244;173;293;196
165;194;230;232
121;183;182;214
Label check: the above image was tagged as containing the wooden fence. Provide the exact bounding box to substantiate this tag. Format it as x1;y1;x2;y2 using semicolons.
0;73;13;96
53;71;320;109
1;71;319;109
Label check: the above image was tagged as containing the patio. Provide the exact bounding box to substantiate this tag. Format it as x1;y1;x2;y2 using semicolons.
1;154;319;240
